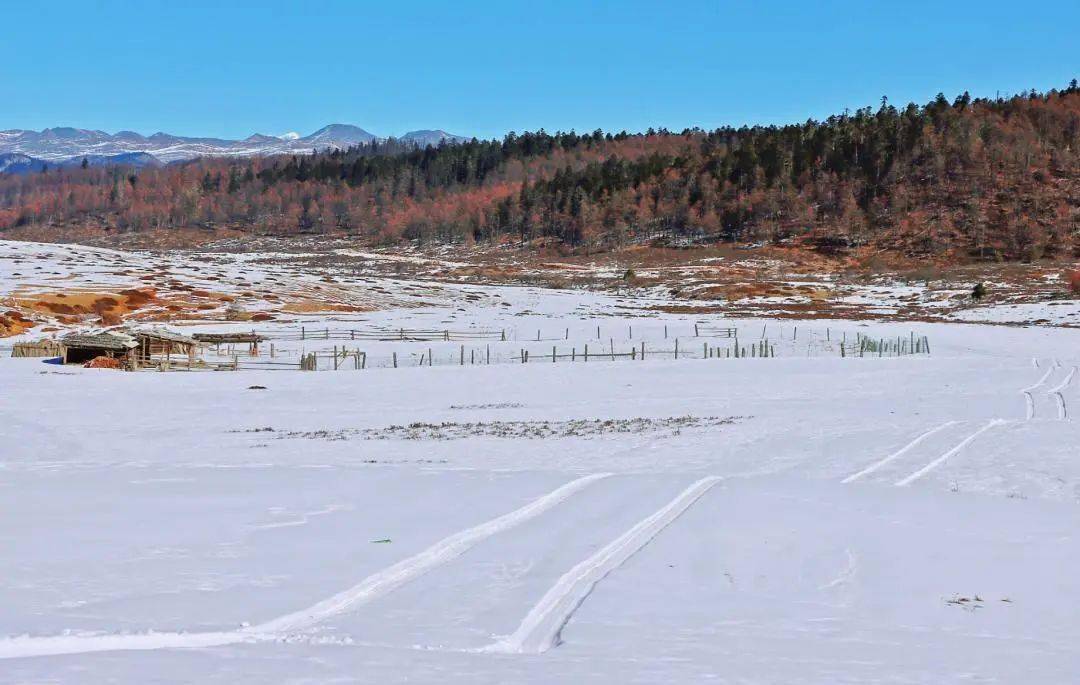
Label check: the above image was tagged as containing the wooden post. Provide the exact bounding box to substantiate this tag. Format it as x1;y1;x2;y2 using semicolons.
695;323;699;337
641;341;645;360
361;352;366;369
552;346;556;363
629;325;633;339
610;338;614;361
460;345;465;365
429;348;433;366
674;338;679;359
572;348;576;361
664;325;668;339
584;344;589;362
703;342;707;359
393;351;397;368
301;326;305;340
487;344;490;364
565;327;569;340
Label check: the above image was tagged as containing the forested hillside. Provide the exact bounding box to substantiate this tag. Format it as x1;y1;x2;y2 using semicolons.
3;83;1079;261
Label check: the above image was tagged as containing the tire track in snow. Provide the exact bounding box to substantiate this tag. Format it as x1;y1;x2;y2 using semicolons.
483;475;721;655
0;473;611;660
252;472;611;635
841;421;959;484
894;419;1007;487
0;631;249;661
1047;366;1076;421
1021;366;1055;420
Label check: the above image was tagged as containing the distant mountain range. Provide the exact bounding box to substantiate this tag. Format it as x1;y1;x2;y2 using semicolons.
0;125;469;171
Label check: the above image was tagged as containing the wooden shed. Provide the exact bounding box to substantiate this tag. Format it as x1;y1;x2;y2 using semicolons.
135;329;197;364
60;331;139;365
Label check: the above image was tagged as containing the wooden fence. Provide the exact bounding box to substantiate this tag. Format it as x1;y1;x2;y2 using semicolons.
11;340;62;358
251;327;507;342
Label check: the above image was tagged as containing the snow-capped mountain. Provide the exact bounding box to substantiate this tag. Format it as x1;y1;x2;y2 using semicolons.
0;125;470;167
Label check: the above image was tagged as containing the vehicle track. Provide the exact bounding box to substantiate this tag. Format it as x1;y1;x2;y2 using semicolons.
1047;366;1076;420
841;421;959;484
1022;366;1056;420
483;475;722;655
0;472;611;659
894;419;1007;486
251;472;611;634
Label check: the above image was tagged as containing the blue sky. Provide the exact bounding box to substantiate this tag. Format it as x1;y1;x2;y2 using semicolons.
2;0;1077;140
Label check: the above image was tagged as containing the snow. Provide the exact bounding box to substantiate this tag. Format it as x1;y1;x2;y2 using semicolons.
3;240;1080;682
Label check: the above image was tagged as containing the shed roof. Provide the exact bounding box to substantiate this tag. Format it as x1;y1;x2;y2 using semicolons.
61;331;138;351
135;328;197;345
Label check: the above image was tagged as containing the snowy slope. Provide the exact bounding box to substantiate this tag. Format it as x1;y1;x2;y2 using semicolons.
2;241;1080;683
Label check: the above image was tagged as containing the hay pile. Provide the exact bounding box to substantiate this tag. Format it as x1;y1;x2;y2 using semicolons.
84;356;122;369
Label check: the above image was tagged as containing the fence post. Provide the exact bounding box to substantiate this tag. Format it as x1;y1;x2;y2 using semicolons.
695;323;699;337
641;341;645;360
393;351;397;368
362;352;366;369
487;344;490;364
429;348;433;366
460;345;465;366
674;338;679;359
552;345;556;363
584;344;589;362
703;342;707;359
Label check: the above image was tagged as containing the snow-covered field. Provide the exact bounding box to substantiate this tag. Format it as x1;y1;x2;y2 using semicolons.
2;240;1080;683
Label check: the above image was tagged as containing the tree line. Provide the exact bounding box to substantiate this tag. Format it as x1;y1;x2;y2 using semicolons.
2;81;1078;261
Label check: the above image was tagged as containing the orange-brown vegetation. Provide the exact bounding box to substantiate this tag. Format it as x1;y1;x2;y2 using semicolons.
0;309;34;337
2;85;1078;264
